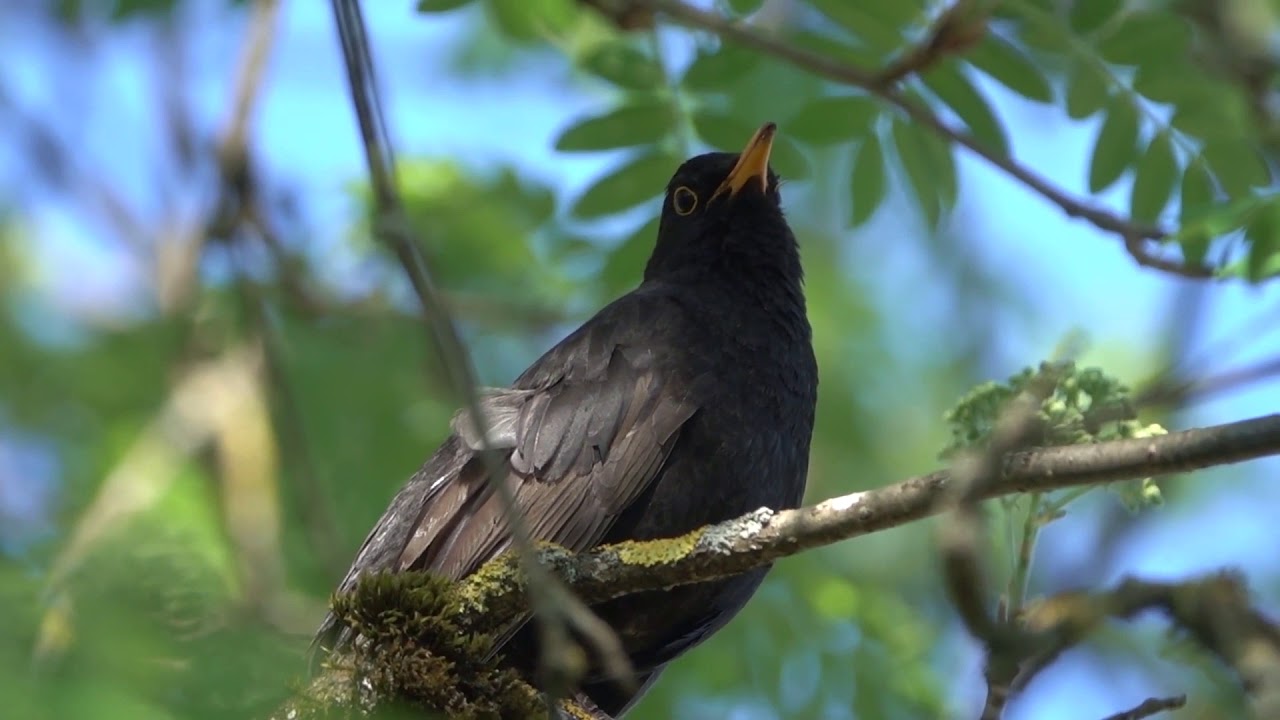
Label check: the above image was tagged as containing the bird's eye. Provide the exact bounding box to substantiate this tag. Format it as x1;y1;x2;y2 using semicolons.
672;186;698;216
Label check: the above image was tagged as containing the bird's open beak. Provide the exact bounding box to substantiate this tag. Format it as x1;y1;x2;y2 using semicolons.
713;122;776;201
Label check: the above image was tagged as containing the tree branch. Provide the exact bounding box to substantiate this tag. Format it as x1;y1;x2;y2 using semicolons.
1096;695;1186;720
583;0;1214;278
492;412;1279;610
1022;574;1280;718
940;366;1061;719
283;413;1280;716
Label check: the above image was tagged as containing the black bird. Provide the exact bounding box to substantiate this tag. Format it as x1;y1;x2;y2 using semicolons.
314;123;818;716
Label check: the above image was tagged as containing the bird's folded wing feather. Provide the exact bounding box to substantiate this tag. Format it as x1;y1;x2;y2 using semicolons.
314;294;698;654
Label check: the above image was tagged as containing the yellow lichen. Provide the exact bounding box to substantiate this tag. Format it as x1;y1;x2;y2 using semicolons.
559;698;604;719
456;552;523;616
610;527;704;567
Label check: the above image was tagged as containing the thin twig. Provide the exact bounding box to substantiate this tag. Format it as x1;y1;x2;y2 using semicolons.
327;0;633;698
1136;356;1280;409
156;0;282;313
1096;695;1187;720
875;0;989;86
231;241;346;578
939;366;1059;720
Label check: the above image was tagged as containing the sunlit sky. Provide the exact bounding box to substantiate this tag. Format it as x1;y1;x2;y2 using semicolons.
4;1;1280;718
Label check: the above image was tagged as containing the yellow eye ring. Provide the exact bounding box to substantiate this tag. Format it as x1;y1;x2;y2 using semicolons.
672;186;698;216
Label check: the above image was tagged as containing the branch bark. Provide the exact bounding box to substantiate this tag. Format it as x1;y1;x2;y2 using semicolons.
282;413;1280;717
478;413;1280;607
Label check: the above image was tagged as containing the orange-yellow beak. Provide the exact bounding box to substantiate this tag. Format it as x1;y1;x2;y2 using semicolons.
713;122;776;201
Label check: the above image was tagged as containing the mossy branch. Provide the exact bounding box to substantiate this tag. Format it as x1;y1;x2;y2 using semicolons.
277;413;1280;718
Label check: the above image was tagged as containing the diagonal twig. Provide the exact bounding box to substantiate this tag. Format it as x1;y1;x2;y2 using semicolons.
937;365;1063;719
1096;695;1186;720
327;0;633;702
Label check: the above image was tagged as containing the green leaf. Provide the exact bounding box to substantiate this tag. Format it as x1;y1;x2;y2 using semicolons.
789;32;881;69
923;66;1009;156
860;0;928;30
682;43;760;91
928;130;959;213
1069;0;1123;35
1088;97;1139;193
1178;226;1212;268
109;0;175;19
1244;200;1280;281
1013;6;1074;54
1129;132;1178;222
1179;160;1216;225
1065;61;1108;119
786;95;879;147
484;0;543;42
571;151;679;219
554;102;673;152
1132;61;1209;105
1181;194;1263;236
803;0;904;52
726;0;765;14
1201;138;1269;198
579;43;662;90
892;120;954;227
967;35;1054;104
850;136;886;227
1169;89;1252;140
417;0;474;11
692;110;810;179
1097;12;1191;67
602;217;659;293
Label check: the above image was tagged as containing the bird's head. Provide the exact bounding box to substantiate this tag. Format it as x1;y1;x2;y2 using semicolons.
646;122;796;281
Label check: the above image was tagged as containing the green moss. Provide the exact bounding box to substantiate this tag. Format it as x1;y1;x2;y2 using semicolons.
331;571;546;719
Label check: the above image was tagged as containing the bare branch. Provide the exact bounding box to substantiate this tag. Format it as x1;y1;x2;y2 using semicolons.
459;412;1280;613
156;0;281;313
1136;356;1280;409
875;0;989;86
939;366;1061;719
1023;574;1280;718
231;243;346;578
1096;695;1186;720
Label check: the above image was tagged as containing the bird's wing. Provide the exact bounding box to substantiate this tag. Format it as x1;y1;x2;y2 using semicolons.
314;291;698;651
403;340;695;580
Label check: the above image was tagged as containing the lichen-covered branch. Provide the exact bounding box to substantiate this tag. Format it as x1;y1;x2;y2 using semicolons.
278;413;1280;717
460;413;1280;613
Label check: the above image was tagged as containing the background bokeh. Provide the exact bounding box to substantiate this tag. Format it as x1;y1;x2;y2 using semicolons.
3;1;1280;718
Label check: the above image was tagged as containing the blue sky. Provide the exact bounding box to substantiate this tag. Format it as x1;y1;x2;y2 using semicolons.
4;1;1280;718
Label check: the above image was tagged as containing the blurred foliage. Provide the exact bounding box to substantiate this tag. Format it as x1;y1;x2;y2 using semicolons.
1;0;1278;719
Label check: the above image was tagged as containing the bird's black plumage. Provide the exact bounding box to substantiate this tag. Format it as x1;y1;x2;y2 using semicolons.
314;124;818;716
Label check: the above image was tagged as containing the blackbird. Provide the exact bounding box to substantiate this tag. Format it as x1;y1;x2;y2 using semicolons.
314;122;818;716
